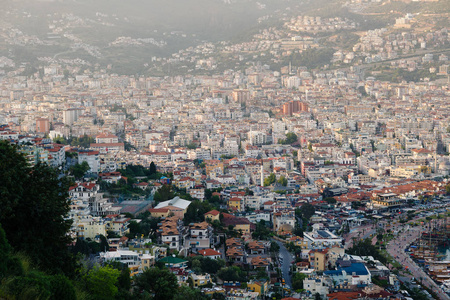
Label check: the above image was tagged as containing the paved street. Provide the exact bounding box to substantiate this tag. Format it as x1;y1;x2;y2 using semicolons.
276;240;294;289
387;225;450;300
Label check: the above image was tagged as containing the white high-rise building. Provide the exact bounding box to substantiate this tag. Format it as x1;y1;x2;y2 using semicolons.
63;108;83;125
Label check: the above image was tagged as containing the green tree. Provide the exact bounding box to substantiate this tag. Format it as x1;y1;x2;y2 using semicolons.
292;272;307;290
347;239;386;264
264;173;276;186
134;267;178;300
324;197;336;204
173;286;208;300
0;141;75;275
187;257;225;274
70;135;95;148
270;241;280;254
298;203;316;221
183;200;213;225
150;161;157;174
279;132;298;145
358;86;368;97
252;220;271;240
70;161;91;178
1;270;76;300
217;266;246;282
83;265;120;300
0;224;23;280
154;184;175;204
277;176;288;186
99;234;109;252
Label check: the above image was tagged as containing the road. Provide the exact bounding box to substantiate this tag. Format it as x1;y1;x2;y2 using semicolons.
386;224;450;300
276;240;294;289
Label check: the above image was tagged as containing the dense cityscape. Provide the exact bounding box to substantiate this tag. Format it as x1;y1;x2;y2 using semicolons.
0;0;450;299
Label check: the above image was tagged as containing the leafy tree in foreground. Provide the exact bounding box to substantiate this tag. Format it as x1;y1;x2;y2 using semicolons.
0;141;75;275
0;224;76;300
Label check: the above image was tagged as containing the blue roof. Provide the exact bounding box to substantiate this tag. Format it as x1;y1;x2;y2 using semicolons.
324;263;368;277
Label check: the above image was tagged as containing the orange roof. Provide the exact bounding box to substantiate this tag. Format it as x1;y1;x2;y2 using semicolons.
205;210;220;216
198;249;221;257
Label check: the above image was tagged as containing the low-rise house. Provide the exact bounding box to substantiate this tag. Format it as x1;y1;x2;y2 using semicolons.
204;210;221;222
248;241;265;255
189;273;212;288
324;262;372;286
185;221;212;251
303;276;332;297
198;248;222;260
249;256;271;270
101;249;154;276
247;280;269;297
154;196;191;219
303;226;343;249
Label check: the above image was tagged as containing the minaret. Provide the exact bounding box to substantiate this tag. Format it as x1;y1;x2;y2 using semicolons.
260;165;264;186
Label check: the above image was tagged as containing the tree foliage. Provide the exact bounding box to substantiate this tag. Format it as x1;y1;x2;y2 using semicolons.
187;256;225;274
173;286;209;300
0;223;76;300
53;135;95;148
278;132;298;145
252;220;271;240
134;267;178;300
154;184;175;204
297;203;316;221
83;265;120;300
183;200;213;225
347;238;387;264
277;176;288;186
217;266;247;282
292;272;307;291
270;241;280;254
324;197;337;204
264;173;276;186
1;270;77;300
149;161;157;174
70;161;90;178
0;141;75;275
